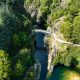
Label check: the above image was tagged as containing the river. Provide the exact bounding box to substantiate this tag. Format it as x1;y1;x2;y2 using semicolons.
34;33;48;80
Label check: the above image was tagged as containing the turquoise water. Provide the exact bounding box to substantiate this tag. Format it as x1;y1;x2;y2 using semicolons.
48;66;80;80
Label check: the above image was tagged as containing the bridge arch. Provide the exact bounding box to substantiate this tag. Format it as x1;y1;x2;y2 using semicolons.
32;29;51;35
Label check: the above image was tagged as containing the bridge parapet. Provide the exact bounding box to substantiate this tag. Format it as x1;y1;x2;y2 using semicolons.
32;29;51;35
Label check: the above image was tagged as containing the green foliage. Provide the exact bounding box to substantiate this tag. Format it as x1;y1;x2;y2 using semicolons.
0;0;10;3
0;2;35;80
0;0;80;80
12;34;21;46
0;50;11;80
50;9;64;23
23;18;31;28
51;0;60;9
71;16;80;44
53;46;80;68
70;57;78;68
24;0;41;13
13;11;31;32
12;32;32;49
24;0;33;7
68;0;80;15
25;0;53;17
39;0;52;14
15;48;35;79
60;15;80;44
60;20;72;41
0;5;16;51
24;68;35;80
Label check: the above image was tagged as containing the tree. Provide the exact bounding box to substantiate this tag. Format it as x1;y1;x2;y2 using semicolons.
70;57;78;68
14;48;35;80
0;50;11;80
72;16;80;44
60;21;72;41
68;0;80;15
12;32;33;50
51;0;60;9
0;4;16;51
39;0;53;16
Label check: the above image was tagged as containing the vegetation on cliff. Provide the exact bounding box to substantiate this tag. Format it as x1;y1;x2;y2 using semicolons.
0;0;80;80
52;0;80;69
25;0;80;69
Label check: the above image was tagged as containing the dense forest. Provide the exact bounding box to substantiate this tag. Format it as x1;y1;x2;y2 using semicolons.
0;0;35;80
0;0;80;80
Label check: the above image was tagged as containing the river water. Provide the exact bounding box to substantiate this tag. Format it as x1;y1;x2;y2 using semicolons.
34;33;48;80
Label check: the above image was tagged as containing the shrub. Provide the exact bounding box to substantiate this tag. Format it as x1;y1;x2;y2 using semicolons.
53;46;80;68
60;21;72;41
71;16;80;44
0;50;11;80
15;48;35;79
0;4;16;51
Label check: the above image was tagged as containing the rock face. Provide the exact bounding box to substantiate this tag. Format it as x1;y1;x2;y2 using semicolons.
25;3;37;18
24;0;41;20
34;62;41;80
23;62;41;80
44;27;58;73
44;17;65;73
60;0;68;8
48;42;58;73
